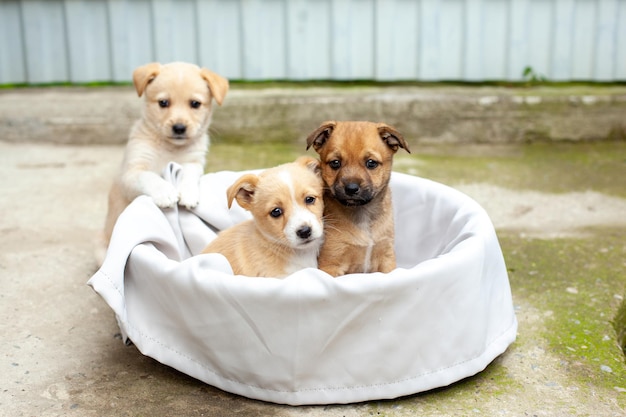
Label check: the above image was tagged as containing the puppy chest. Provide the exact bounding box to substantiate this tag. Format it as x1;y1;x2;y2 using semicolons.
283;251;318;275
150;146;205;171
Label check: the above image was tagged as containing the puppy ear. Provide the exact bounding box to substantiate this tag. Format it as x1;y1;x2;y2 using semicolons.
305;121;336;151
378;124;411;154
200;69;229;106
295;156;321;176
226;174;258;210
132;62;161;97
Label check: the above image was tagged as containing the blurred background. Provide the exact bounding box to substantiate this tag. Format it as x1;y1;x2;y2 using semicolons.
1;0;625;85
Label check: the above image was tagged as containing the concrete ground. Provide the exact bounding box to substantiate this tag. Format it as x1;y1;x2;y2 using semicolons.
1;85;625;416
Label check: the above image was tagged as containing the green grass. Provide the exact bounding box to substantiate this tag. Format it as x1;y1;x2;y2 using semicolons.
3;79;625;90
394;141;626;198
503;231;626;390
205;141;308;172
206;140;626;198
614;296;626;362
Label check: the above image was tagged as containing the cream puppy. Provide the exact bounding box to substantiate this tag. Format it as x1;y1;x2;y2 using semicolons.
98;62;228;265
202;157;325;278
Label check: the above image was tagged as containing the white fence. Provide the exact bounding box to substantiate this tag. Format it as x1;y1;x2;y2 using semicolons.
1;0;625;84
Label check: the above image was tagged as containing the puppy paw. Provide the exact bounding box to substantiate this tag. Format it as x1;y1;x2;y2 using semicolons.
151;184;180;208
319;265;345;278
178;184;200;209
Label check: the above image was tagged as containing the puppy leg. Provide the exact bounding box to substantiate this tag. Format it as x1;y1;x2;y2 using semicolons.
377;255;397;273
142;173;179;208
319;265;346;278
104;182;124;240
317;250;347;277
123;170;179;208
177;162;203;209
95;180;129;267
373;243;397;273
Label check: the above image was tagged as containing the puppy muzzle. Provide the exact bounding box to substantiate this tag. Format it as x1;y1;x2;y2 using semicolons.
332;183;374;206
169;123;188;140
296;225;312;240
295;225;320;245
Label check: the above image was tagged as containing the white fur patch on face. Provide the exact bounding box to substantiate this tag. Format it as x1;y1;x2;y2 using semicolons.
278;170;294;195
278;170;324;249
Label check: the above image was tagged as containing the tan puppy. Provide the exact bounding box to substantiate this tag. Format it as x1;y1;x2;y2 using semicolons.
202;157;325;278
306;121;410;277
98;62;228;265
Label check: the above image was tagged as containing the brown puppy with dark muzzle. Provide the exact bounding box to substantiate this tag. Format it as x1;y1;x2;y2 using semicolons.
306;121;410;277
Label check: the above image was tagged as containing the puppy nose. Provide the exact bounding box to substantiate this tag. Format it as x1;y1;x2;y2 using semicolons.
296;226;312;239
344;183;360;195
172;123;186;135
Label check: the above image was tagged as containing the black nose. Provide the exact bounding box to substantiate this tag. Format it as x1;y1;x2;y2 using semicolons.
345;183;360;196
296;226;312;239
172;123;186;135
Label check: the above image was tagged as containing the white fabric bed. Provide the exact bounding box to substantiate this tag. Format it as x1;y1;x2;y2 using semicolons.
88;163;517;405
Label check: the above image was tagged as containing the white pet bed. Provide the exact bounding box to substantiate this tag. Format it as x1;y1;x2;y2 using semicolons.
89;163;517;406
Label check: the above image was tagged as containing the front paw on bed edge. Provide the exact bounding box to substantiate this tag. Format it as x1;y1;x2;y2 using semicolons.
178;185;200;209
151;184;180;208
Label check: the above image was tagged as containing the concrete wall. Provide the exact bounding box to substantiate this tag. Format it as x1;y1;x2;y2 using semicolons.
2;85;625;145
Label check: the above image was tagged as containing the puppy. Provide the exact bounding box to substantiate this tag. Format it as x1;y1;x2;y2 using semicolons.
305;121;410;277
97;61;229;265
202;156;325;278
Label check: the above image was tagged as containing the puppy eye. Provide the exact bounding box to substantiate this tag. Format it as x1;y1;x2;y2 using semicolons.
304;196;316;205
158;99;169;108
190;100;201;109
329;160;341;170
270;208;283;218
365;159;379;169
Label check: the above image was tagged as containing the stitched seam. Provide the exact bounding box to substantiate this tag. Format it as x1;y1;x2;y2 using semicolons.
95;269;124;297
121;316;517;394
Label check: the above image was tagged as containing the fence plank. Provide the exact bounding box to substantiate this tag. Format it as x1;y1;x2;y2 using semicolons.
551;0;575;81
287;0;332;80
240;0;287;80
331;0;375;80
197;0;243;78
0;1;26;84
20;0;69;83
525;0;553;79
107;0;155;82
64;0;112;83
463;0;483;80
571;0;596;79
438;0;464;80
594;0;619;81
482;0;509;80
419;0;441;80
374;0;419;81
616;0;626;79
151;0;198;64
507;0;530;80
